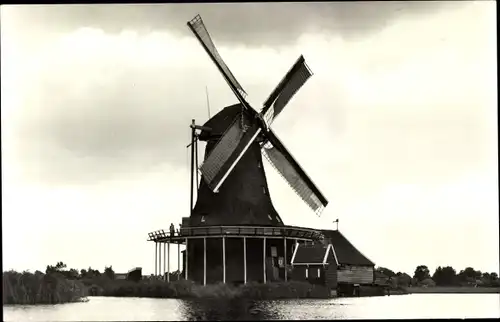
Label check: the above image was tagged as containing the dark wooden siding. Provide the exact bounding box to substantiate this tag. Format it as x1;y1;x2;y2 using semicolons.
291;266;307;282
324;251;337;290
337;265;374;285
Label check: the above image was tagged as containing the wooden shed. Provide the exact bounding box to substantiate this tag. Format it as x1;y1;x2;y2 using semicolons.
290;243;338;295
291;229;375;296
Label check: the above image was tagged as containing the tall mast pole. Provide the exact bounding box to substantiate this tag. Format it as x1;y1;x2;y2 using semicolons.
205;86;211;119
190;119;195;214
195;135;199;189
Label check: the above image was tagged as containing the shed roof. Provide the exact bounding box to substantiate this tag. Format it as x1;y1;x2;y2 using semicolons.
321;230;375;266
291;244;331;265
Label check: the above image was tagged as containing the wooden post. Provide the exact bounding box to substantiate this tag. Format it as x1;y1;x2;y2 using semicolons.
155;242;158;276
158;243;162;279
222;236;226;284
263;237;267;284
178;242;181;280
163;242;167;281
243;237;247;284
185;238;189;280
167;243;170;282
284;238;288;282
203;237;207;286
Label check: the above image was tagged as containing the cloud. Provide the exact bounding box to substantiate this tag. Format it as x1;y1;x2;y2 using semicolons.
3;2;465;48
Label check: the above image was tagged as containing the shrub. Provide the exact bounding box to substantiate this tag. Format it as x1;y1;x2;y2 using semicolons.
88;279;329;300
3;270;87;305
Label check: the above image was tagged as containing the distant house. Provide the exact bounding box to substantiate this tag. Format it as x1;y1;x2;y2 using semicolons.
127;267;142;282
291;229;375;296
115;273;127;280
115;267;142;282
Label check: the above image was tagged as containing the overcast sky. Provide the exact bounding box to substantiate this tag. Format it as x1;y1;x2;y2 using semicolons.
2;2;498;276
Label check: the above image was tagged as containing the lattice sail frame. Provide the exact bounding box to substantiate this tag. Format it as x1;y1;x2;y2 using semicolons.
262;56;313;125
188;15;249;104
261;138;326;215
188;14;328;214
200;115;246;186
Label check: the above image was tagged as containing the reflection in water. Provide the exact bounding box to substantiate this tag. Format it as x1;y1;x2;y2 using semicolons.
181;299;279;321
179;299;279;321
4;294;500;321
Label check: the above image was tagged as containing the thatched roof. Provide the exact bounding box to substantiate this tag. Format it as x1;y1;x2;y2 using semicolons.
321;230;375;266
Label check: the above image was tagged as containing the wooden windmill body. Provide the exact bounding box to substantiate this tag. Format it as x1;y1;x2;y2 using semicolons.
148;14;328;285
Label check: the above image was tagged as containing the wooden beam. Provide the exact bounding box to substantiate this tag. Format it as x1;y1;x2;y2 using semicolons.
203;237;207;286
163;235;314;241
185;238;189;280
163;242;166;280
243;237;247;284
263;237;267;284
155;242;158;276
284;238;288;282
167;243;170;282
159;243;162;279
177;243;181;281
222;236;226;284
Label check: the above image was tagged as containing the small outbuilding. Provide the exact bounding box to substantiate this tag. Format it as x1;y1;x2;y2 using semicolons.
291;230;375;296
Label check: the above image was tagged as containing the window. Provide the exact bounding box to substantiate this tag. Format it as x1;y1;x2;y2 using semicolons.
276;216;281;223
318;268;321;277
258;161;262;168
262;186;267;194
305;268;308;279
268;214;273;220
201;216;205;223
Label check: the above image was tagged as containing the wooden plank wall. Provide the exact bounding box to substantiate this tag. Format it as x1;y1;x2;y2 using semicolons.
324;252;338;290
337;265;374;284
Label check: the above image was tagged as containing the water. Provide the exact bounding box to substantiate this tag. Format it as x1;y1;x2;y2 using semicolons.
4;294;499;321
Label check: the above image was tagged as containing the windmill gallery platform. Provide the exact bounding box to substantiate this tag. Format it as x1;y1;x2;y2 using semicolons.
148;225;375;290
146;15;375;292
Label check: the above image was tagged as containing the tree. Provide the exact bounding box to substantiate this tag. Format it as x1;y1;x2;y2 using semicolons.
396;273;412;287
376;267;396;278
86;267;101;278
421;278;436;287
46;261;68;275
458;267;478;285
104;266;115;280
66;268;79;280
432;266;457;286
414;265;431;283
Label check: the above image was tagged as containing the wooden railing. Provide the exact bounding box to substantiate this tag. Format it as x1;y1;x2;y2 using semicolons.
148;225;322;242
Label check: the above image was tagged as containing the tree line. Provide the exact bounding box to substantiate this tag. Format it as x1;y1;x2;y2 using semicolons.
44;261;117;280
42;262;179;281
375;265;500;288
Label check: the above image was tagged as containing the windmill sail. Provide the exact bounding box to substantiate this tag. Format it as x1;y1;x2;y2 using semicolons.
200;113;261;192
189;15;327;212
187;15;255;114
261;129;328;214
261;55;313;124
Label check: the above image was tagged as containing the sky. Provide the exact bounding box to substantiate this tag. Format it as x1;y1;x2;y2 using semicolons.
1;2;498;276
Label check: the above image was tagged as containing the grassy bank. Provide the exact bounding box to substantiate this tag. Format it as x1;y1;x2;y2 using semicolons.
86;279;330;300
406;286;500;294
3;271;88;305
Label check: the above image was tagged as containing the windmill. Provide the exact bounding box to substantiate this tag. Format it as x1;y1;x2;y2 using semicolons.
149;14;329;286
186;14;328;229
